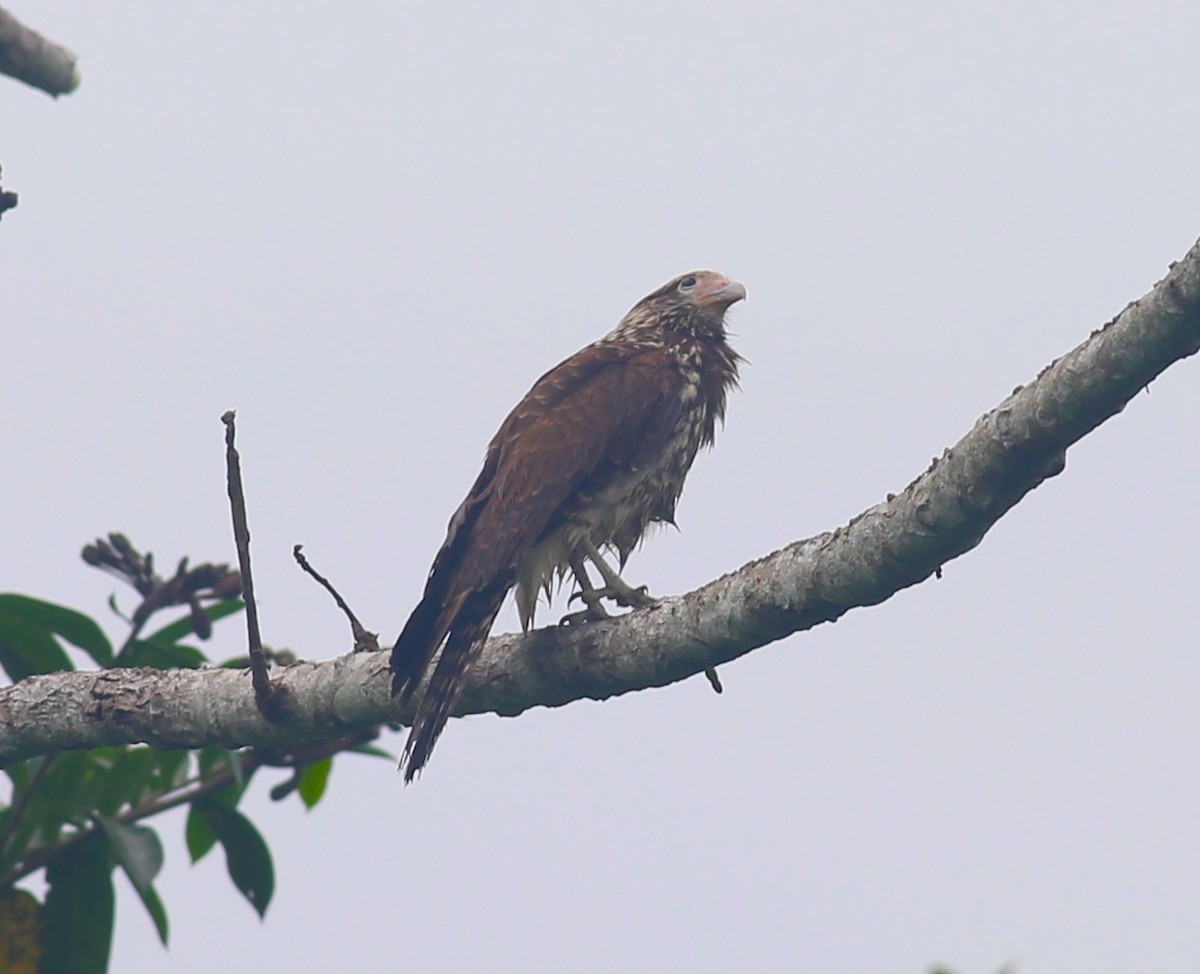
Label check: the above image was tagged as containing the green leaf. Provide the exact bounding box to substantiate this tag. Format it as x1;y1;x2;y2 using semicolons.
198;747;247;793
194;800;274;918
93;747;159;816
41;833;115;974
6;749;176;870
297;757;333;809
95;817;162;889
11;754;108;855
154;749;191;791
0;758;49;873
3;755;36;793
0;607;73;681
187;748;251;863
134;883;169;947
185;805;217;863
146;600;244;644
116;639;207;669
96;818;168;945
351;743;395;761
197;746;227;780
0;594;113;667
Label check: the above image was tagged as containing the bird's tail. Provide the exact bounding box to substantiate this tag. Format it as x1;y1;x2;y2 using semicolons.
399;591;503;783
390;585;461;706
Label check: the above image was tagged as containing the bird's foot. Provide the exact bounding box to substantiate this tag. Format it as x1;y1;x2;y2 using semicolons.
589;580;658;610
576;540;659;611
559;605;610;627
559;579;659;626
559;591;611;627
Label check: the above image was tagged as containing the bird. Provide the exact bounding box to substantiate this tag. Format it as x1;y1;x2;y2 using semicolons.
390;270;745;781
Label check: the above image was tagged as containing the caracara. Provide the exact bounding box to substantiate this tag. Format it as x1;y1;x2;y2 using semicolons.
390;270;745;780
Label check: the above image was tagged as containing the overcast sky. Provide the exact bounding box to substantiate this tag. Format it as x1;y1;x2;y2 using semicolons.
4;2;1200;971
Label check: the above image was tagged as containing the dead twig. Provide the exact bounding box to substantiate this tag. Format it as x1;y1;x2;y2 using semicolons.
293;545;380;653
221;411;282;720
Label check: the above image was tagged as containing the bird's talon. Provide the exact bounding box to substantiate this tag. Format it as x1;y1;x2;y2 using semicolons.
614;585;658;609
559;607;604;627
559;600;610;627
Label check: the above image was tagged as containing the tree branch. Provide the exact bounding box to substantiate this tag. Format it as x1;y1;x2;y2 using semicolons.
0;6;79;97
2;238;1198;766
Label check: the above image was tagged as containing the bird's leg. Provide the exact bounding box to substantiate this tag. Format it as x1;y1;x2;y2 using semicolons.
580;540;723;694
558;543;653;625
559;555;612;627
580;538;658;609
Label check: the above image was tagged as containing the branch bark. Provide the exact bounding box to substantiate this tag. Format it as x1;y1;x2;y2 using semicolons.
2;238;1199;766
0;5;79;97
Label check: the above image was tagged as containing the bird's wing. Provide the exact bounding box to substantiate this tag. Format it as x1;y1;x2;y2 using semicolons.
390;341;683;779
460;342;685;591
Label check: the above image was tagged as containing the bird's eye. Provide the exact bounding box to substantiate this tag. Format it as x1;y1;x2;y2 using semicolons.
678;275;698;290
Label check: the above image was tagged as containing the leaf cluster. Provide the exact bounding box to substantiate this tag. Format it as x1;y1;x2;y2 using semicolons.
0;535;387;973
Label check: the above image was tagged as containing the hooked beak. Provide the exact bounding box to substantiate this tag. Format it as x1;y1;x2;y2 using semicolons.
697;277;747;310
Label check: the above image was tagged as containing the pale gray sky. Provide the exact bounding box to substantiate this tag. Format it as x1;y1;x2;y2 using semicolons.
4;2;1200;971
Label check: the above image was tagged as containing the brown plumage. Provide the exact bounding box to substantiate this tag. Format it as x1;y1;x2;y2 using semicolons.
390;270;745;781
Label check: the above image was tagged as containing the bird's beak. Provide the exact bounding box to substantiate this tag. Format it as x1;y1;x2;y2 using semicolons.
697;278;747;309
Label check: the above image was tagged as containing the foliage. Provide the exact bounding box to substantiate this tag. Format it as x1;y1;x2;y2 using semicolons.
0;535;386;972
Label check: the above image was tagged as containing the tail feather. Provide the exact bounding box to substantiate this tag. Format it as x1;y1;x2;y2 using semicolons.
399;592;503;783
390;585;464;705
390;478;492;703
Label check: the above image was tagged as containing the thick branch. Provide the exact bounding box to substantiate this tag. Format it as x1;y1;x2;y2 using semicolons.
2;238;1198;765
0;6;79;97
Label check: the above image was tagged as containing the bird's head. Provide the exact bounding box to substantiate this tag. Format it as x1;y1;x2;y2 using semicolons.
615;270;746;341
